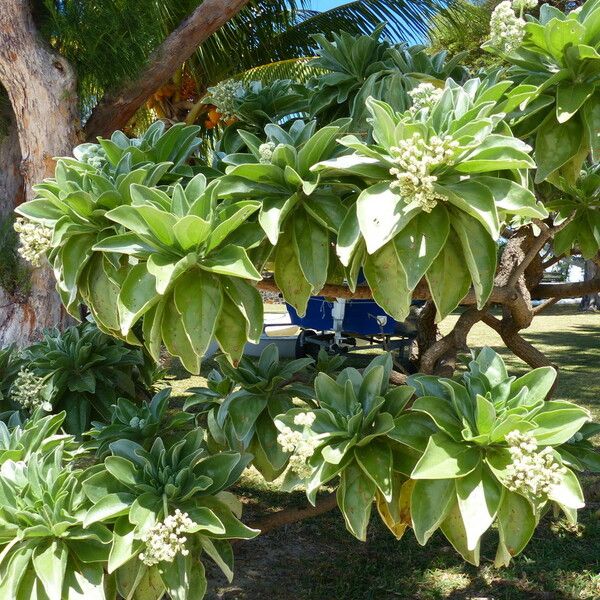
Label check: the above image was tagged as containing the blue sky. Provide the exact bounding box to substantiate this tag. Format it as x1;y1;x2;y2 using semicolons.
310;0;348;9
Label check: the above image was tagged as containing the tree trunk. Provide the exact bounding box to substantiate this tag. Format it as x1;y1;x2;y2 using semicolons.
579;260;600;311
0;0;80;346
0;99;25;218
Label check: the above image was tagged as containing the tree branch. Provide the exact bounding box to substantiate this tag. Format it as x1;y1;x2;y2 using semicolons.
84;0;252;139
256;278;517;305
419;307;484;375
246;493;338;536
532;277;600;300
481;313;553;369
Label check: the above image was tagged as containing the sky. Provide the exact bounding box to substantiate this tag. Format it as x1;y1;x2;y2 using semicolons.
310;0;349;9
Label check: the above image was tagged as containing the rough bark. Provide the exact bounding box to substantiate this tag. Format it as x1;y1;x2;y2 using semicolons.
0;0;80;346
0;102;24;218
579;259;600;311
85;0;253;139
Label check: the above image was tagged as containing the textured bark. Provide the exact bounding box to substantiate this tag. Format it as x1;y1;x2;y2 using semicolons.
412;301;439;369
420;308;485;376
0;0;80;346
85;0;253;139
0;103;24;218
578;259;600;311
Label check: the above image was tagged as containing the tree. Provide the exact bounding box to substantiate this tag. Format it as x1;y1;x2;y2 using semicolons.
0;0;443;347
2;2;600;597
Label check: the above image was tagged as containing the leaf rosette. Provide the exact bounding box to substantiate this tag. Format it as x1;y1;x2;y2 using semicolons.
93;175;264;371
275;354;425;541
83;429;257;600
401;347;593;567
315;78;548;321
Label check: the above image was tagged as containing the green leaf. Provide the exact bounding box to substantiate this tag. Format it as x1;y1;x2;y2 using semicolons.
456;135;535;173
440;499;480;566
63;562;108;600
337;461;377;541
363;241;412;321
556;82;594;123
104;456;139;486
161;295;201;374
411;395;463;440
509;366;557;403
174;269;223;358
207;202;261;253
443;181;500;240
354;441;394;502
494;490;536;567
531;403;590;445
228;393;268;440
199;538;234;583
582;94;600;161
451;210;497;309
548;467;584;509
258;194;300;245
456;463;503;550
534;113;583;183
215;294;248;366
425;229;472;321
201;245;261;281
132;205;177;246
411;433;481;479
388;413;437;452
117;263;159;334
32;541;67;600
292;209;329;291
173;215;211;251
222;277;264;344
147;254;195;296
297;125;341;176
393;206;449;290
84;493;133;526
356;182;421;254
411;478;455;544
159;554;207;600
475;395;496;436
337;203;361;267
108;516;141;573
274;227;312;316
473;177;547;219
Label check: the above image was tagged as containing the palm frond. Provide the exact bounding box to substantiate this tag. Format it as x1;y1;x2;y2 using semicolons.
276;0;454;49
233;58;324;85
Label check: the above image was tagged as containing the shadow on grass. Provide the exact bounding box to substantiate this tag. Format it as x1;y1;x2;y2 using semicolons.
203;471;600;600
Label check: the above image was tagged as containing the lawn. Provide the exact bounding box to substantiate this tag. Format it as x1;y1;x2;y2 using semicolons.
166;306;600;600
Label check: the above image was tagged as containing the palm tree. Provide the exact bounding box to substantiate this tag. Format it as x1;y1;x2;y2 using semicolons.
0;0;451;346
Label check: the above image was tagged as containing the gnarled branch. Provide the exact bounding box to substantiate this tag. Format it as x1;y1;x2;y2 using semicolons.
85;0;252;139
246;493;338;536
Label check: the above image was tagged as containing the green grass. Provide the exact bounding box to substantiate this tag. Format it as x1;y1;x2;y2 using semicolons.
168;306;600;600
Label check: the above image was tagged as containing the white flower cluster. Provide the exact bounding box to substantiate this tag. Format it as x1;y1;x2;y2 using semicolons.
277;413;319;479
13;217;53;267
388;133;458;212
505;430;565;499
407;83;443;114
206;80;247;120
74;143;107;169
129;416;147;429
139;509;196;566
488;1;526;54
259;142;277;164
11;368;49;412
